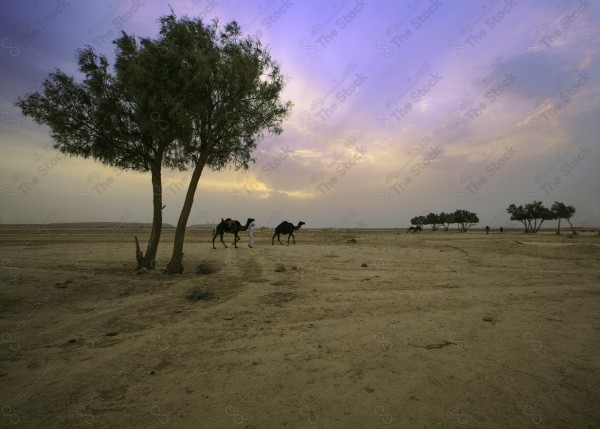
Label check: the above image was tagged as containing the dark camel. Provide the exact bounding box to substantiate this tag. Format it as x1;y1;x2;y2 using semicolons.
407;225;422;234
272;221;305;245
212;217;255;249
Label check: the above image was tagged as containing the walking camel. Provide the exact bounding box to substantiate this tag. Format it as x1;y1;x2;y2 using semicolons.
272;221;305;245
212;218;255;249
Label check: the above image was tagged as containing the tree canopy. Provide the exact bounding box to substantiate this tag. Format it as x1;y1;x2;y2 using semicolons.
506;201;555;233
453;209;479;232
157;15;292;273
409;209;479;232
15;26;196;268
551;202;577;235
16;13;292;272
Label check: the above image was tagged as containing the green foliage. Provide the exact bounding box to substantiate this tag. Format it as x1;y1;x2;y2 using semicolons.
506;201;556;233
410;215;426;226
551;202;576;219
438;211;451;231
409;210;478;232
452;209;479;232
15;34;189;172
149;14;292;173
551;201;577;234
164;13;292;273
426;212;441;230
16;12;292;273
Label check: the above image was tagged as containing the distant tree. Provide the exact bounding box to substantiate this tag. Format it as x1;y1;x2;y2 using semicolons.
164;16;292;273
453;209;479;232
410;215;426;227
507;203;529;232
507;201;555;233
438;211;451;231
525;200;555;233
425;212;441;231
15;30;194;270
551;202;577;235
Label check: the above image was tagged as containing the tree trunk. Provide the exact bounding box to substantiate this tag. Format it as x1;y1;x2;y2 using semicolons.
535;219;544;233
134;236;144;269
566;218;577;235
556;217;561;234
167;157;207;274
144;164;163;269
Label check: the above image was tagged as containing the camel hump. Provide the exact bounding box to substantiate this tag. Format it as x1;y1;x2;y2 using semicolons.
276;221;292;230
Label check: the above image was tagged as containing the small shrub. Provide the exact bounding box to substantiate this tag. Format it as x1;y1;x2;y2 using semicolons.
186;287;216;302
196;260;218;275
118;288;131;298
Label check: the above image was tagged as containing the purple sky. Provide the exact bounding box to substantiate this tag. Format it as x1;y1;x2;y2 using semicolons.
1;0;599;228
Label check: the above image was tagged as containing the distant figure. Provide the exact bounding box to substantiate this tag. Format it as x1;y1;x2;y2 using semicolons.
248;222;255;248
485;225;490;235
500;226;504;234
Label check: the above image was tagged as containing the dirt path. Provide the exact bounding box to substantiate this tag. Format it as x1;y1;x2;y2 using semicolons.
1;227;599;427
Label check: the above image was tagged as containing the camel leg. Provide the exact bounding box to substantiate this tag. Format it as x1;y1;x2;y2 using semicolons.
277;234;284;245
220;233;228;248
289;233;295;244
233;233;238;248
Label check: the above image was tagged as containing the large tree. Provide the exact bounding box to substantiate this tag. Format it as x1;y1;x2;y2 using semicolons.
551;202;577;235
438;212;449;231
507;203;529;232
162;16;292;273
507;201;555;233
410;215;426;228
526;200;555;232
453;209;479;232
425;212;441;231
15;26;194;269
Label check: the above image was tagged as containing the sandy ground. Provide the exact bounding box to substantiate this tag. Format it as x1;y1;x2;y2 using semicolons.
1;226;599;428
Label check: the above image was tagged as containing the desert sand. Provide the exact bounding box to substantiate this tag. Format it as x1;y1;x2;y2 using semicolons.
1;226;599;428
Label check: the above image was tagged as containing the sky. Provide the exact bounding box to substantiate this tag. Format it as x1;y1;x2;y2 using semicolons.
1;0;599;229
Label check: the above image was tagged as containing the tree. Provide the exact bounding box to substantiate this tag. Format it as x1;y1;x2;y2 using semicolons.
15;26;194;270
163;16;292;273
551;202;577;235
453;209;479;232
507;201;555;233
410;215;426;227
425;212;440;231
525;201;554;233
438;211;451;231
507;203;529;232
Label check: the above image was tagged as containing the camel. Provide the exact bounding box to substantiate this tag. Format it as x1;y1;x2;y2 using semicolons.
272;221;305;245
212;217;255;249
407;225;422;234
